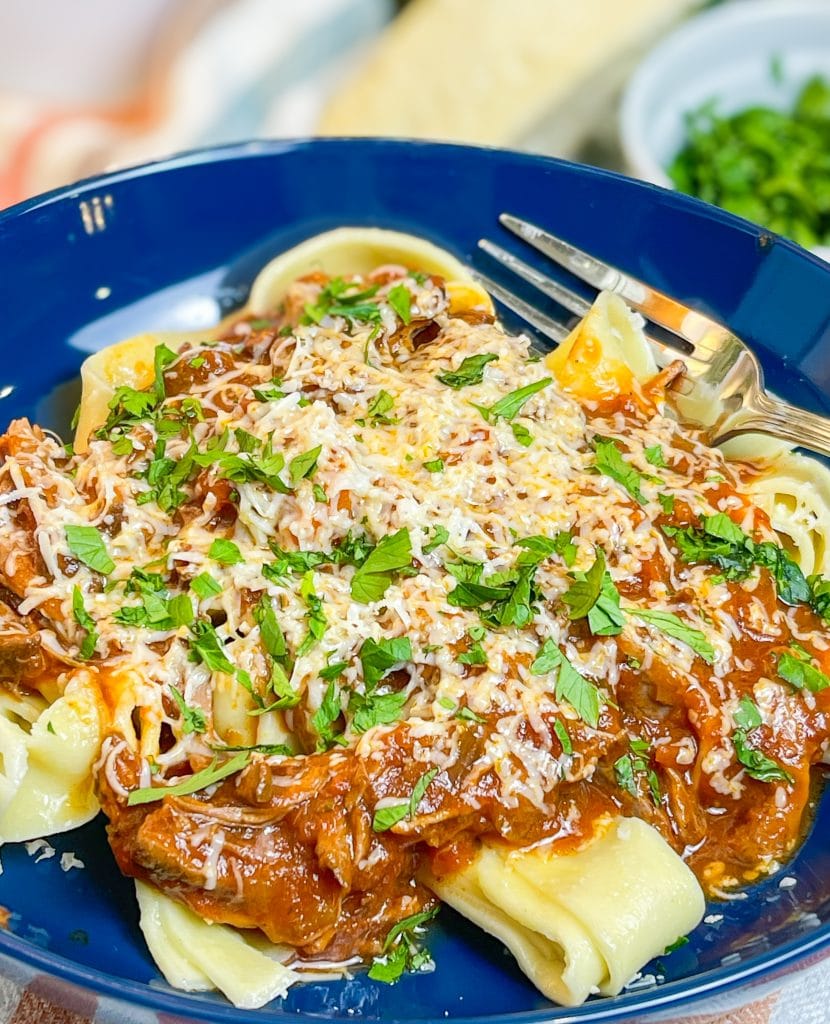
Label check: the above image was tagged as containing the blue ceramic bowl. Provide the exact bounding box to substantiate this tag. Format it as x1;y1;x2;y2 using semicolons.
0;139;829;1024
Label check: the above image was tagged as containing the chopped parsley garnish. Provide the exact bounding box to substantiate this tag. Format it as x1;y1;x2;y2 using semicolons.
311;680;346;751
511;422;533;447
153;343;177;403
313;483;328;503
472;377;552;423
372;767;439;832
530;639;601;728
113;574;194;630
169;684;206;734
424;458;444;473
359;636;413;690
190;572;222;600
252;378;286;402
553;719;573;756
296;572;327;657
592;436;646;504
387;283;412;324
351;528;412;603
127;751;250;806
350;690;409;734
435;353;499;389
72;586;98;660
446;553;539;629
658;493;676;514
303;278;382;327
732;731;793;784
664;936;690;955
208;538;244;566
457;626;488;666
644;445;668;468
65;525;115;575
628;608;715;664
423;525;449;554
368;907;439;983
362;390;397;426
614;737;660;806
212;742;292;756
733;694;762;732
288;445;322;484
778;648;830;692
188;620;236;675
663;513;811;607
562;547;624;636
254;594;287;661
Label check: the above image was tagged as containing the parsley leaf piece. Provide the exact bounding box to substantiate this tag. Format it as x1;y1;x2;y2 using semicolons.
733;694;763;731
360;636;413;691
473;377;552;423
561;547;625;636
409;767;438;816
296;572;327;657
435;353;499;389
303;278;382;327
254;594;286;660
530;639;601;728
350;690;409;734
289;445;322;484
311;680;345;751
313;483;328;503
252;379;287;402
387;283;412;324
424;458;444;473
153;344;178;403
65;525;115;575
455;706;486;724
320;658;349;681
351;528;412;603
628;608;715;664
592;436;646;504
778;650;830;692
732;731;793;784
658;492;676;514
553;719;573;756
562;546;606;618
191;572;222;599
369;907;440;983
72;586;98;660
423;525;449;554
511;422;533;447
515;534;560;566
372;802;409;833
127;751;250;806
169;684;206;734
645;445;668;468
365;390;397;426
212;742;291;756
457;635;488;666
209;538;244;566
188;620;236;675
664;936;690;955
372;768;438;833
265;546;328;578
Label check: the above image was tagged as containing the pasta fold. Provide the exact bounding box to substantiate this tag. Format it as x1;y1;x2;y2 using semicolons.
423;817;704;1006
135;881;299;1009
0;671;103;843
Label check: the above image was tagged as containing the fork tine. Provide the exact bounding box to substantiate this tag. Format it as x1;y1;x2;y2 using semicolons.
477;239;591;319
499;213;721;344
471;270;569;345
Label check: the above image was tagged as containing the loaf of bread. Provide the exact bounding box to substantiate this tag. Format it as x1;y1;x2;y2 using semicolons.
319;0;699;154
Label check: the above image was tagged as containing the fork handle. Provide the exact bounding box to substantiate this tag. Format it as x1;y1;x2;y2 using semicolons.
715;391;830;459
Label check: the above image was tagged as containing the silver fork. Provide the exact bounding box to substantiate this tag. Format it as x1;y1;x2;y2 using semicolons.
475;213;830;457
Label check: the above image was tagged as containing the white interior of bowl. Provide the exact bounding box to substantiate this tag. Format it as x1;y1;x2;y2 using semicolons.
620;0;830;187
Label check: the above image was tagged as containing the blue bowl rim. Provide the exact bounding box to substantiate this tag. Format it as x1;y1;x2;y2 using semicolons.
0;136;828;1022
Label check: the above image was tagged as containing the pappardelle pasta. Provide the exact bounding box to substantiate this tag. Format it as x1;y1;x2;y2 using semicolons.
1;227;830;1009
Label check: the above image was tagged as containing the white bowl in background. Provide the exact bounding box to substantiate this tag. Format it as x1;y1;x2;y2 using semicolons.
619;0;830;192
